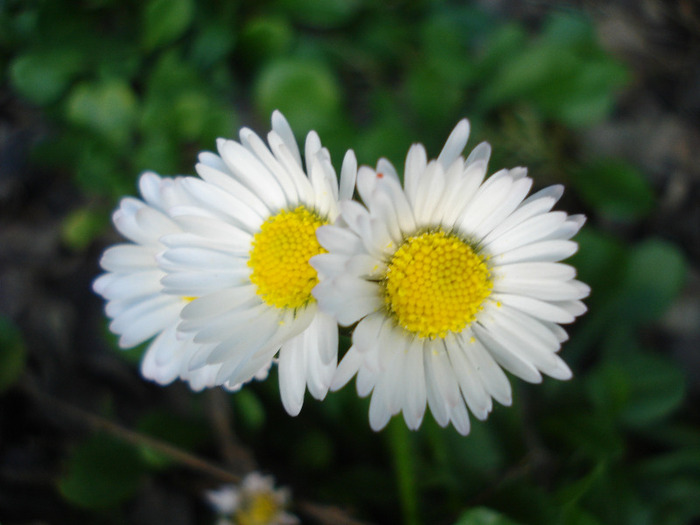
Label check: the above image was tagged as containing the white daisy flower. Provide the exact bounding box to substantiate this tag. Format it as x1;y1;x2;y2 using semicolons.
93;172;270;391
206;473;299;525
158;111;357;415
312;119;590;435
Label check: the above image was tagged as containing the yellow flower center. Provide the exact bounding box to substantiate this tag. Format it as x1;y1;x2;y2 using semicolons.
248;206;327;310
235;492;279;525
383;230;492;339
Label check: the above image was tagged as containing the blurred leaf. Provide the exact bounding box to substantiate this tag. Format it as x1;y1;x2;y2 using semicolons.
619;239;687;323
477;13;627;127
10;48;84;105
560;507;605;525
406;64;465;126
61;207;108;251
454;507;523;525
66;79;137;146
134;133;180;176
480;42;569;110
618;353;686;428
545;59;628;127
572;159;655;222
276;0;361;28
569;229;627;303
475;23;528;80
136;411;209;469
557;463;606;508
0;316;27;393
294;429;334;470
587;329;686;428
547;412;624;461
189;20;236;68
72;138;132;197
238;16;293;65
58;434;145;508
254;58;342;133
637;447;700;481
142;0;194;50
233;388;266;432
487;482;558;525
420;13;474;86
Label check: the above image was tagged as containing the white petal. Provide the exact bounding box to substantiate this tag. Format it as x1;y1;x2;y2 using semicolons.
437;119;470;169
331;346;363;391
473;323;543;384
278;336;307;416
271;110;302;166
339;150;358;201
99;244;157;272
404;144;427;209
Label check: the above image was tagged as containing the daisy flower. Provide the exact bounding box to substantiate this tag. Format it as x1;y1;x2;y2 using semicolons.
158;111;357;415
312;119;590;435
93;172;270;391
206;473;299;525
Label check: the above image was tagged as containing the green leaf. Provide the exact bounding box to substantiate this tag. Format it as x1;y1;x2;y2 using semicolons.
557;463;606;508
66;79;137;146
189;21;236;68
239;16;293;65
619;352;686;428
58;434;145;508
0;316;27;393
136;411;209;469
619;238;687;323
254;58;341;134
10;48;83;105
276;0;361;28
568;228;627;305
142;0;194;51
61;207;107;251
571;159;655;222
233;388;266;432
454;507;524;525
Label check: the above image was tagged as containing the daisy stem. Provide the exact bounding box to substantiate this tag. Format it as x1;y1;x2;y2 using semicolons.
387;418;420;525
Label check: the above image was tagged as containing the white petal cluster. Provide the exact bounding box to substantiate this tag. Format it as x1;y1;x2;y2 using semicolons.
206;473;299;525
93;172;256;391
94;111;356;413
312;119;589;435
94;113;589;434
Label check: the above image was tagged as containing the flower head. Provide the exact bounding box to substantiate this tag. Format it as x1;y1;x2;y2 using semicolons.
312;119;589;435
206;473;299;525
93;173;270;390
158;111;357;414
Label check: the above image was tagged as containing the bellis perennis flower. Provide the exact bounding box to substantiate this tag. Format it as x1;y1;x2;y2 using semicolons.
153;111;357;415
93;172;269;391
206;473;299;525
311;119;589;435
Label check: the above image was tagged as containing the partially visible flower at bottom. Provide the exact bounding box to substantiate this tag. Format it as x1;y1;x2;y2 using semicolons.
92;172;271;391
206;473;299;525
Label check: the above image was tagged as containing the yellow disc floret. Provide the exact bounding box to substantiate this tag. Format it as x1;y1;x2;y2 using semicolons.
248;206;327;310
235;491;280;525
383;230;492;339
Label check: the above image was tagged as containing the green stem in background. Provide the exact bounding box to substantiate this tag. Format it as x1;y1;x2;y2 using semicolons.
387;418;420;525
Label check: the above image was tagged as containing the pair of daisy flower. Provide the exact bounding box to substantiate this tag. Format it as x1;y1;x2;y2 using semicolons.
94;111;589;435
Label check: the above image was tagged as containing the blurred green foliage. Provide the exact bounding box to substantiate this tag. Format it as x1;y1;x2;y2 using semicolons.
1;0;696;524
0;316;27;393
